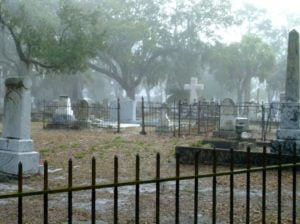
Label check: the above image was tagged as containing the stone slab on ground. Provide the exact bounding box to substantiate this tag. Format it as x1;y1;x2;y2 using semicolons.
213;130;236;138
175;146;300;165
277;129;300;140
271;139;300;155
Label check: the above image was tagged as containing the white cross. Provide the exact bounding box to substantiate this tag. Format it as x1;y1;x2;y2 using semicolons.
184;77;204;104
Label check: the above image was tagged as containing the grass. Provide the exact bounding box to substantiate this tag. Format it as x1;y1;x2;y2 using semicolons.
39;147;50;156
0;122;296;224
73;151;86;159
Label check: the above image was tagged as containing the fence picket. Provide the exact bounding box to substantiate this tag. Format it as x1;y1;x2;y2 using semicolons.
44;161;48;224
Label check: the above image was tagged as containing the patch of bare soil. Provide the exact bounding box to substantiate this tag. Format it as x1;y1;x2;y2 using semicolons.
0;123;299;224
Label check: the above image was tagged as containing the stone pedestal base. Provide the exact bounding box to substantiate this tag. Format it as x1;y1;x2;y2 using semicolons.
271;139;300;155
0;150;40;175
0;138;40;175
0;138;33;152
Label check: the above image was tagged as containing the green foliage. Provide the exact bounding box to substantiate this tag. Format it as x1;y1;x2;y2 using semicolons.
0;0;105;73
39;147;50;156
87;0;234;99
210;34;275;102
73;151;86;159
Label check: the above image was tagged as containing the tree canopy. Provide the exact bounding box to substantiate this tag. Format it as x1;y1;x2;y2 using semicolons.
0;0;105;75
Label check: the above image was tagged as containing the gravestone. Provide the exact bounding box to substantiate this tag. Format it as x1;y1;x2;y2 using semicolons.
272;30;300;155
110;100;137;123
74;99;92;128
184;77;204;104
53;96;75;125
0;78;39;175
220;98;237;131
155;103;171;133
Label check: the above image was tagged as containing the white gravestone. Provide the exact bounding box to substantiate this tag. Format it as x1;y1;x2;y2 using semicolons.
184;77;204;104
220;98;237;131
0;78;39;175
53;96;75;125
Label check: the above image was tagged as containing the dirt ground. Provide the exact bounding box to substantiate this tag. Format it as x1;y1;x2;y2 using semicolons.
0;122;299;224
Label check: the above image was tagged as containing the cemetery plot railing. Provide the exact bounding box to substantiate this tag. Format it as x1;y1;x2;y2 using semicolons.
42;102;120;131
0;146;298;223
138;99;220;137
137;99;177;136
138;99;281;139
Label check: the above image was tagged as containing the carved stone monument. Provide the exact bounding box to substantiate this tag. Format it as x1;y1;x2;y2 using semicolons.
0;78;40;175
53;96;75;125
272;30;300;154
184;77;204;104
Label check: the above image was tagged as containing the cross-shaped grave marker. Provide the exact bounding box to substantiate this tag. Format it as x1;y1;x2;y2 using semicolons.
184;77;204;104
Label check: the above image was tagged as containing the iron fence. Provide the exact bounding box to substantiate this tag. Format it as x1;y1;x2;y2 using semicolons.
138;98;281;140
0;145;298;223
41;98;284;141
42;101;120;132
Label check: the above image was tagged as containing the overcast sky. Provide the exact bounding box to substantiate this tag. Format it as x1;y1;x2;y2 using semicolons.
221;0;300;43
232;0;299;26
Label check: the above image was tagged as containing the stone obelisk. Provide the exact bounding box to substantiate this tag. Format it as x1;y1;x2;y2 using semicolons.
272;30;300;155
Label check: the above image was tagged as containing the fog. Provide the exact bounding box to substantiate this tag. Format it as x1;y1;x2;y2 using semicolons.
0;0;299;106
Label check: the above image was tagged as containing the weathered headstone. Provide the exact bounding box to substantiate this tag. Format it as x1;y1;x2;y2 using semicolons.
74;99;92;128
272;30;300;154
184;77;204;104
155;103;171;133
0;78;39;175
77;99;90;120
220;98;237;131
53;96;75;125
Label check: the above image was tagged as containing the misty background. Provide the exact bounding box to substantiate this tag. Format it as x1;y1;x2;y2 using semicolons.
0;0;299;107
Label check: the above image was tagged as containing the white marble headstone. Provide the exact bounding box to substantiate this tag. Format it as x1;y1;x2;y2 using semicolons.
0;78;39;175
53;96;75;125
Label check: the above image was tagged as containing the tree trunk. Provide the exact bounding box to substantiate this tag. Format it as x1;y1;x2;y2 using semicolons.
124;86;136;100
145;86;151;103
243;76;251;102
237;87;243;104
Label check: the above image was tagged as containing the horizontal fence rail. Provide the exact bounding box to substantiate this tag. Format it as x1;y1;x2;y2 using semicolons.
0;146;299;223
39;98;284;140
43;101;120;131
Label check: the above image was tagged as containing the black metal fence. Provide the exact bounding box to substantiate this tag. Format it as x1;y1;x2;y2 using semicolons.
0;145;298;223
42;100;120;131
138;99;281;140
41;98;283;140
